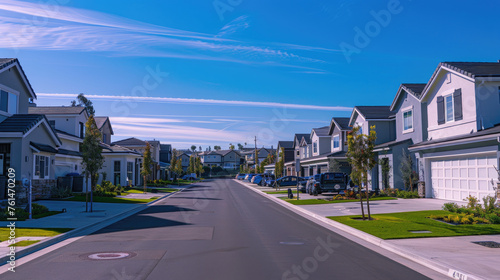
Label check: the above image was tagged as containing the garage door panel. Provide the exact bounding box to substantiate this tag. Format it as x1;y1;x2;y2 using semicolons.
430;154;497;202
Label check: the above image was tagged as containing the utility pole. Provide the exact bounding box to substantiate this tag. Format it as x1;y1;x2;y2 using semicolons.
254;136;258;173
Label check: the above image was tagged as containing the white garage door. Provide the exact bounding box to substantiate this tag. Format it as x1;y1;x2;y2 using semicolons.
431;155;497;202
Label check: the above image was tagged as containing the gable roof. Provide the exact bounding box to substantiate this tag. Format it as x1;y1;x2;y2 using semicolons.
328;117;351;135
277;141;294;149
311;126;330;137
389;83;426;111
0;58;36;99
30;141;58;154
111;137;147;146
294;133;309;147
0;114;61;146
94;116;114;135
349;106;393;126
29;106;87;116
420;61;500;101
101;143;142;155
300;135;311;146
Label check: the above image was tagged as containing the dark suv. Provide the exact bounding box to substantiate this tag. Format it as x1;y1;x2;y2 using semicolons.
307;172;349;195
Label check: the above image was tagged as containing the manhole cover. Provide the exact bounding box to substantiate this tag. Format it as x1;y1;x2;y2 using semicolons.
472;241;500;248
409;230;432;233
86;252;136;260
280;242;304;245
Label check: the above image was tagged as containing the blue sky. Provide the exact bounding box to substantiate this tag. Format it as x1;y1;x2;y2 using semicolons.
1;0;500;149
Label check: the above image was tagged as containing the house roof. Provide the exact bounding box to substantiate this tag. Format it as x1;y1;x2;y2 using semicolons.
111;137;147;146
300;135;311;145
30;141;58;154
420;61;500;101
409;124;500;150
374;139;413;150
390;83;426;111
299;150;347;164
101;143;142;155
312;126;330;137
0;114;45;133
55;129;79;139
355;106;393;119
29;106;87;115
0;58;36;99
57;148;82;157
277;141;294;149
94;116;114;135
160;144;172;151
328;117;351;135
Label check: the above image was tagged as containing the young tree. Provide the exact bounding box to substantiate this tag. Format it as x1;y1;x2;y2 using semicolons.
195;157;203;178
71;93;95;115
141;142;153;193
400;150;418;191
170;149;178;180
346;125;377;220
175;158;183;176
275;148;285;180
188;155;196;174
81;115;103;212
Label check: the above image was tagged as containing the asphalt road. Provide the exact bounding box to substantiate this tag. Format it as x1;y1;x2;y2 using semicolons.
3;179;432;280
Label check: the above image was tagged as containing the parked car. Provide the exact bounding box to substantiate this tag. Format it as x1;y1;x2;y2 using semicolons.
237;174;246;180
251;174;264;185
308;172;349;195
246;174;256;182
298;176;311;193
182;175;197;181
276;176;307;188
262;174;275;186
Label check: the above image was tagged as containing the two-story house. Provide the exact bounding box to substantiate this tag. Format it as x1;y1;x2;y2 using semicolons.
374;84;427;190
326;117;352;174
409;62;500;202
265;141;294;174
111;137;161;182
349;106;395;190
0;58;61;199
285;133;309;176
300;126;332;176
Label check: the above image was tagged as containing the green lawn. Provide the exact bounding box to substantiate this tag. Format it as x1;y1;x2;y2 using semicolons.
329;210;500;239
127;187;178;194
9;240;40;247
0;228;72;242
282;196;397;205
65;195;160;204
264;190;299;194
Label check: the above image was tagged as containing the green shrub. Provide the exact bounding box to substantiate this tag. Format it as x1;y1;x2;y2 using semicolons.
51;185;72;198
485;213;500;224
396;190;420;199
465;195;479;209
442;202;459;212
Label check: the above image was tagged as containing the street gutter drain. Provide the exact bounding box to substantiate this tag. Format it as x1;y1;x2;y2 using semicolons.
87;252;135;260
472;241;500;248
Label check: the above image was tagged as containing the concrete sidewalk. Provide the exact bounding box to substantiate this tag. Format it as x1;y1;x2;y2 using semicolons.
236;179;499;280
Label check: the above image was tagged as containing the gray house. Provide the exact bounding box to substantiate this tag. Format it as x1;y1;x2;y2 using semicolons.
0;58;62;199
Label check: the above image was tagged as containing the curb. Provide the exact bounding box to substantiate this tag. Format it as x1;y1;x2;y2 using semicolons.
234;179;484;280
0;187;190;266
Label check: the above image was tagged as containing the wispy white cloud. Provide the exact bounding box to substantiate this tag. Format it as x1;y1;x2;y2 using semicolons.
38;93;353;112
0;0;335;67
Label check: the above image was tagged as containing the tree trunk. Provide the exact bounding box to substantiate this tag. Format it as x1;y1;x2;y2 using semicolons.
359;184;365;220
85;174;89;212
143;175;147;193
365;172;371;220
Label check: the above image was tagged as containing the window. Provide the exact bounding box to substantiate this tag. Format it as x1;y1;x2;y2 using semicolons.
34;155;50;179
114;161;121;185
0;90;18;114
445;95;454;122
313;142;318;153
333;135;340;149
79;122;85;138
127;162;133;183
102;134;107;143
403;109;413;132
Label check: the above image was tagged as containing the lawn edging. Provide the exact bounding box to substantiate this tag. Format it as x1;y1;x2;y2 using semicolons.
233;179;480;280
0;188;187;267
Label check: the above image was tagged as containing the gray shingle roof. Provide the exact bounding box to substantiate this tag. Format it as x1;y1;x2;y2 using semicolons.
30;142;58;153
441;62;500;78
332;117;351;130
101;143;142;155
278;141;294;149
301;135;311;144
0;58;36;99
94;116;107;129
0;114;44;133
355;106;393;119
55;129;79;138
29;106;87;115
312;126;330;136
401;83;426;99
58;148;82;157
111;137;147;146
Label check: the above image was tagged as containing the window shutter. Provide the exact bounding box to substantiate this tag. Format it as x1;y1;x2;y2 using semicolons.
437;96;445;124
453;89;463;121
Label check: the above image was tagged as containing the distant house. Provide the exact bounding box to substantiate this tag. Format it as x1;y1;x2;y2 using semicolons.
177;152;190;172
284;133;309;176
111;137;161;182
265;141;293;174
200;150;241;169
0;58;62;199
94;116;113;145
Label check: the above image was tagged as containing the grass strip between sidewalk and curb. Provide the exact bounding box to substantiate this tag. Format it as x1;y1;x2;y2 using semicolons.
281;196;397;205
0;228;72;242
329;210;500;239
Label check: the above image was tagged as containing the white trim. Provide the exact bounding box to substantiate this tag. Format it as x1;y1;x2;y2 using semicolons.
22;118;62;147
57;133;83;143
420;66;474;101
444;93;455;123
0;132;23;138
402;107;414;134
